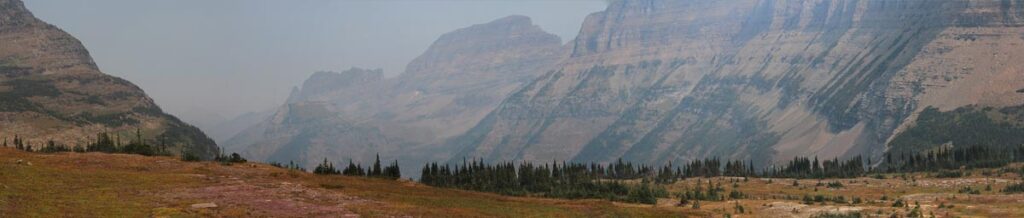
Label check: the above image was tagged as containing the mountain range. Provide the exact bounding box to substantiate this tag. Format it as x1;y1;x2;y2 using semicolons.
222;15;564;168
455;0;1024;165
223;0;1024;170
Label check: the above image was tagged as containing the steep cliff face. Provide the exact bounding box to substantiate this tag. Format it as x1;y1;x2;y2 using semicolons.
224;16;563;168
454;0;1024;165
0;0;218;158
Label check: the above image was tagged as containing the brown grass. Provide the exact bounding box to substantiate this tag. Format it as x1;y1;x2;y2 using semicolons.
0;148;688;217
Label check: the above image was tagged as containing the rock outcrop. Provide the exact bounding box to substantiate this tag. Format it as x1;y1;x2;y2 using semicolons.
0;0;218;158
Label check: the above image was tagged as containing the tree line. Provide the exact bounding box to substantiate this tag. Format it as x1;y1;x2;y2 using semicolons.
419;159;668;204
2;131;403;180
312;154;401;180
763;156;867;179
85;130;168;156
884;145;1024;172
3;131;247;165
3;131;172;156
418;146;1024;204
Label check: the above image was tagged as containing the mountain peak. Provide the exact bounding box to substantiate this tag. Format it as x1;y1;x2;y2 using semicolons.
0;0;33;26
306;68;384;87
487;15;533;27
287;68;384;103
403;15;561;79
445;15;555;42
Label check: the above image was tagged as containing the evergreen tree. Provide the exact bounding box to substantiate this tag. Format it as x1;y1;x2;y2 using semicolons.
381;160;401;179
40;139;70;153
13;135;23;150
120;129;154;156
314;158;340;175
343;160;366;176
370;154;383;177
88;133;117;153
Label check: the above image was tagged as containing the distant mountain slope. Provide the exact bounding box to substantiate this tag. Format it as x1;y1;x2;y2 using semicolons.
453;0;1024;165
194;109;274;144
0;0;218;158
224;16;564;169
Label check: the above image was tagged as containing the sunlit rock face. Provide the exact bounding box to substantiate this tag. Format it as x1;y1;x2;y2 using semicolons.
453;0;1024;166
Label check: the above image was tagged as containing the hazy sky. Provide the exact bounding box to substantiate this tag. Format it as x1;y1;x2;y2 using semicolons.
23;0;607;125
